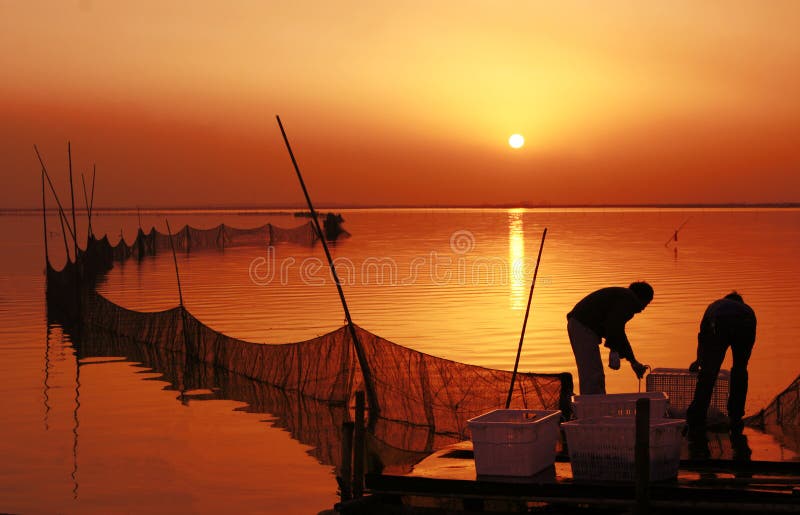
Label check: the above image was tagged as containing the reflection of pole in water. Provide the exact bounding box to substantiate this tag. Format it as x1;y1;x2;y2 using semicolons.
71;351;81;499
43;323;52;431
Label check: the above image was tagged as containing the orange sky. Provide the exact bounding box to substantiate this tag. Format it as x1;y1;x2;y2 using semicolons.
1;1;798;208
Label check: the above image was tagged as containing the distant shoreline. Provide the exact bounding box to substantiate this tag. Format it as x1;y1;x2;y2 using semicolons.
2;202;799;215
4;202;800;214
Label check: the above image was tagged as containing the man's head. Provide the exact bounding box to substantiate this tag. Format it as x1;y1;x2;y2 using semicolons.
725;291;744;303
629;281;654;309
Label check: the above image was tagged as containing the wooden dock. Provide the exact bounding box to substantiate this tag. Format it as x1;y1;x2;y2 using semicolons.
337;429;800;514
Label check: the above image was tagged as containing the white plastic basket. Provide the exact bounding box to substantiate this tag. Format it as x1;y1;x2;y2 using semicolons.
572;392;669;420
646;367;730;419
467;409;562;477
562;416;684;482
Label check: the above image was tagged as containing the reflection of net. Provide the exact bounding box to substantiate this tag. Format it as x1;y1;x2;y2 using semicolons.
47;226;573;469
70;319;350;469
746;374;800;453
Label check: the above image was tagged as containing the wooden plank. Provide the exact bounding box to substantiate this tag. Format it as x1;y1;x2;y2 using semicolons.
366;473;800;509
680;459;800;476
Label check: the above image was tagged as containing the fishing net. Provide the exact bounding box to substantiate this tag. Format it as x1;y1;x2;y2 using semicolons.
79;221;315;264
269;221;319;245
80;289;571;433
46;221;573;471
746;374;800;453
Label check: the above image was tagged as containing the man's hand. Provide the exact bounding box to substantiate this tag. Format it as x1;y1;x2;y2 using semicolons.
631;361;648;379
688;360;700;373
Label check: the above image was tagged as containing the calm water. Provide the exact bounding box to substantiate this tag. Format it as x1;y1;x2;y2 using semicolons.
1;208;799;513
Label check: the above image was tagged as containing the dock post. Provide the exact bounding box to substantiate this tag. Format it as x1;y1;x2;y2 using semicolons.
635;398;651;514
353;391;366;498
339;422;354;501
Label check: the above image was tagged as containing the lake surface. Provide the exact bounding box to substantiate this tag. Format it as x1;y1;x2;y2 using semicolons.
1;207;798;513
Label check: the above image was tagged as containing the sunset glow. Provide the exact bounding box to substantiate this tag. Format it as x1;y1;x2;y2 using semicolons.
509;134;525;149
0;1;797;208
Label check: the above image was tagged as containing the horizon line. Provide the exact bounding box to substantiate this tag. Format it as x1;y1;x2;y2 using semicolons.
3;201;800;214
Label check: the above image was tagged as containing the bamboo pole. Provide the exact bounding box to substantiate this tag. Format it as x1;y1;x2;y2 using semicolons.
81;173;91;241
58;200;71;263
41;170;49;265
664;217;691;247
35;145;76;243
67;142;79;261
67;142;81;317
275;116;380;419
506;228;547;408
166;219;192;361
165;219;185;307
89;165;96;235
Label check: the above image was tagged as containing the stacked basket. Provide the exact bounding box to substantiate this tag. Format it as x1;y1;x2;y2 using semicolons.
562;392;684;482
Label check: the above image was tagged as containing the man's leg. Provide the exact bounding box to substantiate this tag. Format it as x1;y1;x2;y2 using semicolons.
728;325;755;435
567;317;604;394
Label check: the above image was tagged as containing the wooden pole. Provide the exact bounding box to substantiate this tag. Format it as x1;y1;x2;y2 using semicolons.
58;203;71;262
81;173;91;241
506;228;547;408
635;397;651;514
275;116;380;419
67;142;81;317
67;142;79;261
353;391;365;498
89;165;96;235
664;216;691;247
166;219;192;359
41;170;49;265
35;145;76;243
340;422;354;501
165;219;185;307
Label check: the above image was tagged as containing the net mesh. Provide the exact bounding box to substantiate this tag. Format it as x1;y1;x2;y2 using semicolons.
746;374;800;453
138;221;316;257
45;221;573;471
80;289;570;433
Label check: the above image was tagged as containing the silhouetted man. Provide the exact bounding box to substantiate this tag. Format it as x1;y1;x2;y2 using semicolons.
687;292;756;441
566;282;652;394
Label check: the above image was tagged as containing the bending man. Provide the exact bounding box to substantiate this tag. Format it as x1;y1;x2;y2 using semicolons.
566;282;652;394
687;291;756;438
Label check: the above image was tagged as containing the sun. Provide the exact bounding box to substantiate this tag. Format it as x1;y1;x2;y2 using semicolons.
508;134;525;149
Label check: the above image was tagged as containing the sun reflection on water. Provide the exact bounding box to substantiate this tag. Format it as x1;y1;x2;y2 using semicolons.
508;209;526;310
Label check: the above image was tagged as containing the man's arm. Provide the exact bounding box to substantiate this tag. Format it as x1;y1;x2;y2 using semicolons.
604;305;636;362
606;303;648;379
